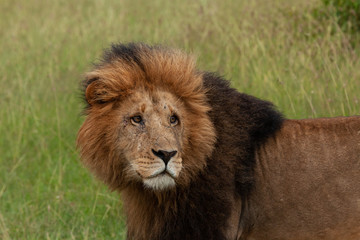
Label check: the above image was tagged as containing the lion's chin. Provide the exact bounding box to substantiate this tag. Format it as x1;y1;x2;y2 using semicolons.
143;174;176;191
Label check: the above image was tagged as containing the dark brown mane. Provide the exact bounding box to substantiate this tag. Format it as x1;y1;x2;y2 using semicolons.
77;43;284;240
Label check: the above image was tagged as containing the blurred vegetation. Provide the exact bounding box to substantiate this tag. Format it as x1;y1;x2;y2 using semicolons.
313;0;360;34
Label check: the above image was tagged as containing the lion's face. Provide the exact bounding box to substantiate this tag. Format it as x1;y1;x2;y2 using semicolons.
77;43;216;192
117;90;185;190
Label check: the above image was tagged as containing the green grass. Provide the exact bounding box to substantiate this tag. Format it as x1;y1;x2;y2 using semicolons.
1;0;359;239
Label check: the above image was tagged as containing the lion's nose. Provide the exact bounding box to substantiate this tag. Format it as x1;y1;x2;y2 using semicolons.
151;149;177;165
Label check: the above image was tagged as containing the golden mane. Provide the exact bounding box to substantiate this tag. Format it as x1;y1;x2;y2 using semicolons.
85;44;209;114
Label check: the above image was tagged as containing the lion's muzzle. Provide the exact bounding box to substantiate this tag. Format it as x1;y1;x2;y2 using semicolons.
151;149;177;165
132;149;182;190
152;149;182;179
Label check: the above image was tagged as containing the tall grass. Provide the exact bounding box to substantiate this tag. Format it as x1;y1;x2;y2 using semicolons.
0;0;359;239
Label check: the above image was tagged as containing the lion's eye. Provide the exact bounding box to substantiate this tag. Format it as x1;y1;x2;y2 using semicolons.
170;115;179;125
131;116;143;125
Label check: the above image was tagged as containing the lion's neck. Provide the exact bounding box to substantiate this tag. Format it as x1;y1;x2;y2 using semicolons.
121;174;238;240
121;184;178;240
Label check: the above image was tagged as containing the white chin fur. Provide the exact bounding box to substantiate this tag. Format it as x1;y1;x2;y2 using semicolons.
143;174;176;190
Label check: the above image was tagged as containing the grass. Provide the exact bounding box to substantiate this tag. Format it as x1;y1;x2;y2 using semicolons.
0;0;359;239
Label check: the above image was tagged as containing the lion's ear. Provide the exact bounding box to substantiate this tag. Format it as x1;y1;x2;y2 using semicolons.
85;80;119;105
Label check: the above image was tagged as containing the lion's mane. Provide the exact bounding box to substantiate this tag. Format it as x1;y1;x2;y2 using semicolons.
77;43;283;240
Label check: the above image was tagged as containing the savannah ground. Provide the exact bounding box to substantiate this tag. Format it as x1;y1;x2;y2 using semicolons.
0;0;359;239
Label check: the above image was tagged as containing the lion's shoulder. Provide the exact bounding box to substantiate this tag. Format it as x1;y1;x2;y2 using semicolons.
201;72;284;196
203;72;284;144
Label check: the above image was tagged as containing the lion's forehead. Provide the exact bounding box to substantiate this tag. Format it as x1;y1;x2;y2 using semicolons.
119;90;183;148
127;90;181;117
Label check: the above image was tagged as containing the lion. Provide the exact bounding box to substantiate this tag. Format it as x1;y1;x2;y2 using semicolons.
77;43;360;240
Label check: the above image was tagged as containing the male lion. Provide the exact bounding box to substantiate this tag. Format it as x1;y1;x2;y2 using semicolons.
77;43;360;240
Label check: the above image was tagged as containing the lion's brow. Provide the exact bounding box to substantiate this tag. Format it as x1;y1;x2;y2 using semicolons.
140;104;146;113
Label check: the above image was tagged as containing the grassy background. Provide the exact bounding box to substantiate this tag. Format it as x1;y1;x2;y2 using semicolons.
0;0;359;239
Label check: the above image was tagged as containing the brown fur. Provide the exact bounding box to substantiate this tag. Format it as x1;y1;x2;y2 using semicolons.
77;43;360;240
248;117;360;240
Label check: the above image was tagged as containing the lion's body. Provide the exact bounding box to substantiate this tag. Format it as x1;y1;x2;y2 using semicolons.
77;43;360;240
249;117;360;240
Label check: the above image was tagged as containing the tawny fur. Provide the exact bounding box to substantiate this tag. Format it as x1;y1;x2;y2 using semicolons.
249;117;360;240
77;43;360;240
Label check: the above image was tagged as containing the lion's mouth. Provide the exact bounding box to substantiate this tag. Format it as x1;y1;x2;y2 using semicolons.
142;171;176;190
133;157;182;189
143;169;176;179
